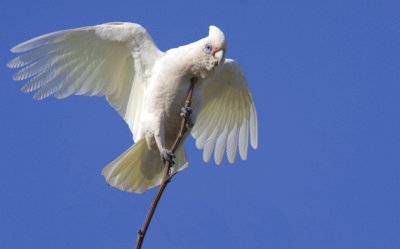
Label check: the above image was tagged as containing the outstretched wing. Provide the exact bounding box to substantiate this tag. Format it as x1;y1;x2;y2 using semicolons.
192;59;258;165
8;22;163;141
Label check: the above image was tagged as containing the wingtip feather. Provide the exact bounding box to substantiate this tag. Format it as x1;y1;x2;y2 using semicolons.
250;104;258;149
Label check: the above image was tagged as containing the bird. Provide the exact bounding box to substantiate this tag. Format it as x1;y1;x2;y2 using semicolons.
7;22;258;193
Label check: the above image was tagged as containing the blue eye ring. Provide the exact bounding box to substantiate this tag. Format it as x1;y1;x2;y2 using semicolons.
203;43;213;54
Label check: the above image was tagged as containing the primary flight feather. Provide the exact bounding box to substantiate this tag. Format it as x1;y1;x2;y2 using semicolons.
8;22;258;193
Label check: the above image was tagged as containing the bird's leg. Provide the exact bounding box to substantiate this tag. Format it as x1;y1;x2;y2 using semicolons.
180;107;193;128
154;121;176;165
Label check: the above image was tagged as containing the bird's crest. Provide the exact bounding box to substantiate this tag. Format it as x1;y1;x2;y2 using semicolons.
209;25;226;47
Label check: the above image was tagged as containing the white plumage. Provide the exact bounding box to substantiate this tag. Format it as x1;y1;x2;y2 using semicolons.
8;22;258;193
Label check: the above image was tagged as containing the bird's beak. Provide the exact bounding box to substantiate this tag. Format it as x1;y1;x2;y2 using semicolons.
212;47;224;64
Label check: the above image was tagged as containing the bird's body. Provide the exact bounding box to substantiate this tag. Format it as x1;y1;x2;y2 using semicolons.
141;49;204;151
8;22;258;193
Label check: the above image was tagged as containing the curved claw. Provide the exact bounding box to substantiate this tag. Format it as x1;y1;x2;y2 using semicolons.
180;107;194;128
160;147;176;164
180;107;192;118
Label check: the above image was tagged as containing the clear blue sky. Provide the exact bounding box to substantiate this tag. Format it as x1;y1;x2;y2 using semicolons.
1;1;399;248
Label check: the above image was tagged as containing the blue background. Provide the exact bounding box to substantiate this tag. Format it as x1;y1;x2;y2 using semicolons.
1;1;399;248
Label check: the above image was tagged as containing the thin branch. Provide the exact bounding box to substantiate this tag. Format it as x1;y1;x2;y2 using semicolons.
135;77;197;249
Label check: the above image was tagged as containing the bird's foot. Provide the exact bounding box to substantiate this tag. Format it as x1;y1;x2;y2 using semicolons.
180;107;192;118
160;147;176;165
180;107;194;128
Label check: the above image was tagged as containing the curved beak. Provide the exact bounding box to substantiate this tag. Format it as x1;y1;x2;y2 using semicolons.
212;47;224;64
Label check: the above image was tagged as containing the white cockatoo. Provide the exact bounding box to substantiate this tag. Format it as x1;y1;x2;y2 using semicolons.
8;22;258;193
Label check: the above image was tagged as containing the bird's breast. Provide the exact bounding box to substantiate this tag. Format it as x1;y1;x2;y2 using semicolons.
142;70;203;146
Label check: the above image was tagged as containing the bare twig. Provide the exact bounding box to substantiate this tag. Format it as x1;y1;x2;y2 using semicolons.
135;77;197;249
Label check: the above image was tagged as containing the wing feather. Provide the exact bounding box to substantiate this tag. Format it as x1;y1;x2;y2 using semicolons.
226;123;239;163
249;104;258;149
238;119;249;160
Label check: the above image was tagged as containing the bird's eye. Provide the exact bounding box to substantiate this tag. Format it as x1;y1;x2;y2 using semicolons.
203;43;213;54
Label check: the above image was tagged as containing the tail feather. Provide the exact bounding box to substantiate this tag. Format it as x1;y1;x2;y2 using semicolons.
102;138;188;193
173;146;188;174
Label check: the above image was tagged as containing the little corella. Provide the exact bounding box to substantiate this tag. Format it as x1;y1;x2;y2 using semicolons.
8;22;258;193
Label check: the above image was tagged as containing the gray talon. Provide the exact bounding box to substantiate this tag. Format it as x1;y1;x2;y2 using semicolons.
180;107;194;128
160;147;175;164
180;107;192;118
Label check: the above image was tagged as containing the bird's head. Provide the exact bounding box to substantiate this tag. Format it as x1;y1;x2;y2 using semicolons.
194;25;226;76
